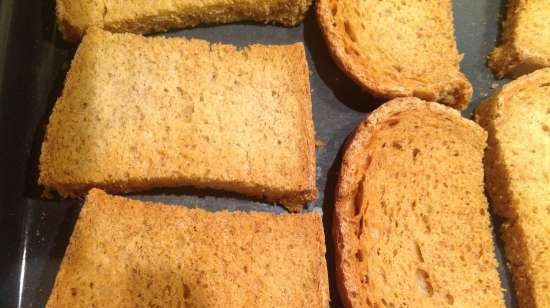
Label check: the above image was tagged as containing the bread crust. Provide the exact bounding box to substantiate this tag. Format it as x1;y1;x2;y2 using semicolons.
334;98;503;307
488;0;550;78
57;0;312;41
316;0;472;110
38;29;317;211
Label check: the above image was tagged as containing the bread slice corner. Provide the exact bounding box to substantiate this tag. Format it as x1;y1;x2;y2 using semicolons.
488;0;550;78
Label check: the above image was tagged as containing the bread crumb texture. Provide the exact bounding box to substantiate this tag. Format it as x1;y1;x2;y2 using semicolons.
38;29;317;211
335;98;504;307
57;0;312;41
489;0;550;78
46;189;329;307
476;68;550;308
317;0;472;110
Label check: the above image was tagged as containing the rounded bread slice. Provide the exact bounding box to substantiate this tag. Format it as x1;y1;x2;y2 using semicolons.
317;0;472;110
334;98;504;307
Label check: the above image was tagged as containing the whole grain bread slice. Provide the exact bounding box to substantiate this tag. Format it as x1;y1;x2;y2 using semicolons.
488;0;550;78
46;189;329;307
334;98;504;307
38;29;317;211
317;0;472;110
475;68;550;308
57;0;312;41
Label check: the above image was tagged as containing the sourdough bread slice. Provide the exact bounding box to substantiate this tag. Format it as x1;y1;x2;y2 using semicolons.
475;68;550;308
488;0;550;78
38;29;317;211
46;189;329;307
334;98;504;307
317;0;472;110
57;0;312;41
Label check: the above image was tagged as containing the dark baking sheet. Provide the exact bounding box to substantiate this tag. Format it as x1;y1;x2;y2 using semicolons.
0;0;515;307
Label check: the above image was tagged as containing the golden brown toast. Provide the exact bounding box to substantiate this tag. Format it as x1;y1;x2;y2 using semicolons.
489;0;550;78
317;0;472;110
334;98;504;307
46;189;329;307
57;0;312;41
476;68;550;308
39;29;317;211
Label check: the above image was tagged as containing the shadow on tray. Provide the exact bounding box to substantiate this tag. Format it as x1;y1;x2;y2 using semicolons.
302;12;382;114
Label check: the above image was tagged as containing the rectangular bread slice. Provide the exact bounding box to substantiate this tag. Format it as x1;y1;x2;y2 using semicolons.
488;0;550;78
475;68;550;308
57;0;312;41
46;189;329;307
38;28;317;211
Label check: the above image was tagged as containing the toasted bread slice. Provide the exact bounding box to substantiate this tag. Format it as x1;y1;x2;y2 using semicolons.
489;0;550;78
38;29;317;211
46;189;329;307
317;0;472;110
57;0;312;41
334;98;504;307
475;68;550;308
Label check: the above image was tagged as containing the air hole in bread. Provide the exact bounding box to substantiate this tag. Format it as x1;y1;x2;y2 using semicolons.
361;274;369;285
344;21;358;42
355;249;365;262
354;178;366;216
415;242;424;262
392;142;402;150
183;283;191;299
540;82;550;87
479;208;486;216
415;269;433;296
446;293;455;305
421;215;431;233
365;155;372;169
393;64;403;73
387;118;400;127
413;148;420;159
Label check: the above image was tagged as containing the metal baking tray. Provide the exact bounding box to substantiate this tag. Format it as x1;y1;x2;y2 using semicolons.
0;0;516;307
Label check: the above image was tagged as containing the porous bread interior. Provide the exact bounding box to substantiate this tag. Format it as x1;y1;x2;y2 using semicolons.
57;0;312;41
476;68;550;308
317;0;472;110
335;98;503;308
489;0;550;78
46;189;329;307
38;29;317;211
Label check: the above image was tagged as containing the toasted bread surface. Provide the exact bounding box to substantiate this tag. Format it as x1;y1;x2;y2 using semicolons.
46;189;329;307
475;68;550;308
489;0;550;78
334;98;504;307
317;0;472;110
38;29;317;211
57;0;312;41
